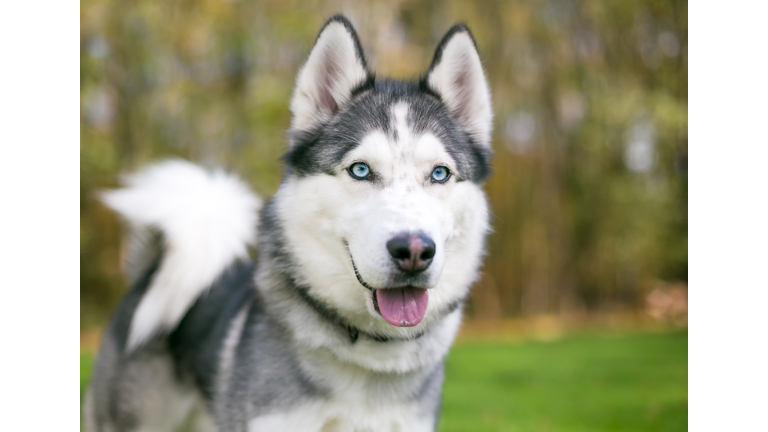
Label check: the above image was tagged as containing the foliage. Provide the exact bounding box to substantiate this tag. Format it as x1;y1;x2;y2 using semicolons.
80;0;687;325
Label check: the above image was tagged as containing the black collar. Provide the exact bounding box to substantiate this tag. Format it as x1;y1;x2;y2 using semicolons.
292;283;426;344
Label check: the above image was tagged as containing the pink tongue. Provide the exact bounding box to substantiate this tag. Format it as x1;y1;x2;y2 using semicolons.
375;287;429;327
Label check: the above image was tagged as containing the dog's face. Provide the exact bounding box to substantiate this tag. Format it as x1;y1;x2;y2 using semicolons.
275;16;492;337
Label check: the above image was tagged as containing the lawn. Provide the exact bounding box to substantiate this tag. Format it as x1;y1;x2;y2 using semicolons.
439;330;687;432
80;329;687;431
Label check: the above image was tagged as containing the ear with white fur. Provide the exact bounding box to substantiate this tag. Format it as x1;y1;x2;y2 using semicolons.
425;25;493;147
290;15;371;134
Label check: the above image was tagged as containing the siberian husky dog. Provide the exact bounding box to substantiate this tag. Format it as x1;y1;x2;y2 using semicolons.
85;15;493;432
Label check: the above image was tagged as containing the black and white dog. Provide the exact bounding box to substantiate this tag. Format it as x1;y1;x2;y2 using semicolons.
85;15;493;432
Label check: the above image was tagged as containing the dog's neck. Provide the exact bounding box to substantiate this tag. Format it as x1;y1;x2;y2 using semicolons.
252;251;463;374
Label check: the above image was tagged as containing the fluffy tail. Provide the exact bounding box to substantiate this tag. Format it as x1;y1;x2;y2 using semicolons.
101;160;261;352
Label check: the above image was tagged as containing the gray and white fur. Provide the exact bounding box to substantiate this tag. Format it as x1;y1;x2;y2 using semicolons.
85;15;493;432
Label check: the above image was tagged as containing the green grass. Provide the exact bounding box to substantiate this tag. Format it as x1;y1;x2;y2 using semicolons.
80;353;95;403
439;330;687;432
80;329;687;431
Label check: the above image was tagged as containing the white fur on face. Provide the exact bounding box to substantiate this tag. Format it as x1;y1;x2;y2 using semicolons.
277;102;490;338
290;21;368;133
342;103;455;289
427;31;493;147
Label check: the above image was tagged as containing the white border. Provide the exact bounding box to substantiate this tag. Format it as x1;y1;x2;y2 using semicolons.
0;1;78;429
689;2;768;430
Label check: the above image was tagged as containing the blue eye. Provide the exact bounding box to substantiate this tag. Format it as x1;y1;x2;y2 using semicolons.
349;162;371;180
431;166;450;182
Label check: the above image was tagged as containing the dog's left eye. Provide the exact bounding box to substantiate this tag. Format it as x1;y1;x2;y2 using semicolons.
431;166;451;183
348;162;371;180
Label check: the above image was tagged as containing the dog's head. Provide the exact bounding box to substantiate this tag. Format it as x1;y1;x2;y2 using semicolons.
274;15;492;337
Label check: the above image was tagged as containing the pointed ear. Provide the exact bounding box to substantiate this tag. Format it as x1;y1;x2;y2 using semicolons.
290;15;371;135
425;25;493;147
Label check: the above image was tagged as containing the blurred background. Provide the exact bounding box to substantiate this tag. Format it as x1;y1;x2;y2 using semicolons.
80;0;687;430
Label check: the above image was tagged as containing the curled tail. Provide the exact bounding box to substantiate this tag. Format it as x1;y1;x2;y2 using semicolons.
101;160;261;352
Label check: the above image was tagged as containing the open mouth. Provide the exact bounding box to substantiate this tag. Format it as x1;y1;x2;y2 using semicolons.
373;287;428;327
350;252;429;327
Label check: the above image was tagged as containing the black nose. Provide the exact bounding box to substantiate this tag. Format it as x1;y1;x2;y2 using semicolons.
386;232;436;275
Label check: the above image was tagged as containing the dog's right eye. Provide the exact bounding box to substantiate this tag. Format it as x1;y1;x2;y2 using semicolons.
348;162;371;180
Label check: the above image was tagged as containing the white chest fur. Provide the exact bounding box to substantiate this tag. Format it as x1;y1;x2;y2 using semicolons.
247;399;434;432
246;338;442;432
